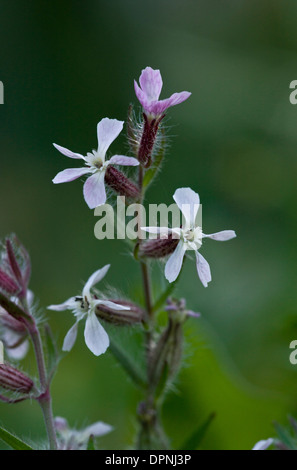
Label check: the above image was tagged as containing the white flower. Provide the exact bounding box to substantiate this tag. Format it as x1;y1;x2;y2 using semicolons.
142;187;236;286
252;438;274;450
47;265;130;356
54;416;112;450
52;118;139;209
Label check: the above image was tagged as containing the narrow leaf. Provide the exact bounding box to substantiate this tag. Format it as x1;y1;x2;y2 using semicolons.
179;413;216;450
153;280;178;313
109;338;146;389
43;323;60;381
0;425;34;450
274;422;297;450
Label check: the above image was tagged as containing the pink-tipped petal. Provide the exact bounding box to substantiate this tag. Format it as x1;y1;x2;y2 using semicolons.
138;67;163;102
62;322;79;352
165;241;186;283
82;265;110;298
134;80;150;110
195;251;211;287
203;230;237;241
83;171;106;209
97;118;124;157
173;187;200;227
53;143;85;160
109;155;139;166
84;312;109;356
52;167;91;184
150;91;191;115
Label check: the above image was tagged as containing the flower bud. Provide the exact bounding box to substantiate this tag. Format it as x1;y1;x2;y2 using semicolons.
105;166;140;199
137;113;164;168
0;269;20;295
96;299;145;325
139;235;179;259
0;363;34;393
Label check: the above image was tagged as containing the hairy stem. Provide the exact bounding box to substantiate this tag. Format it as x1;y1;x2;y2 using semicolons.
27;322;57;450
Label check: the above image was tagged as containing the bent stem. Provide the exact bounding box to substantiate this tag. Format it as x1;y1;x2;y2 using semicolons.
27;321;57;450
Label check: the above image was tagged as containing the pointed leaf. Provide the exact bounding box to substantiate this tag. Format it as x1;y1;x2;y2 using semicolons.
0;425;34;450
179;413;216;450
109;337;146;389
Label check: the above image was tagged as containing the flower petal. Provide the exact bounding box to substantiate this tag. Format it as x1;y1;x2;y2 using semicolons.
134;80;150;110
97;118;124;157
139;67;163;102
252;438;274;451
84;311;109;356
95;299;130;311
83;171;106;209
82;265;110;298
165;241;186;283
149;91;191;115
173;187;200;227
62;322;79;352
203;230;237;241
53;143;85;160
47;297;76;311
52;167;91;184
82;422;113;439
195;251;211;287
109;155;139;166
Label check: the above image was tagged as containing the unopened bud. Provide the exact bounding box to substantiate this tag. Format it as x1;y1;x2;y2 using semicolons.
105;166;140;200
0;309;27;335
139;235;179;259
96;299;144;325
0;269;20;295
148;317;183;391
0;363;34;393
138;113;164;168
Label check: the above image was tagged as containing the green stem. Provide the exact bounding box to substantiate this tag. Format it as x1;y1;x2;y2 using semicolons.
28;322;57;450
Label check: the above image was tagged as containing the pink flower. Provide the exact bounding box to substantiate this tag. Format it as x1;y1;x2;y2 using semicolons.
134;67;191;117
142;187;236;286
52;118;139;209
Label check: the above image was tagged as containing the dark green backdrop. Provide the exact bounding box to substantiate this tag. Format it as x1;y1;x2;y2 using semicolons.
1;0;297;450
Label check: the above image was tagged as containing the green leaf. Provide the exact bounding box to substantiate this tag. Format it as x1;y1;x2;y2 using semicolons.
179;413;216;450
274;422;297;450
143;129;166;190
153;280;178;313
43;323;59;381
87;435;96;450
0;425;34;450
109;337;146;389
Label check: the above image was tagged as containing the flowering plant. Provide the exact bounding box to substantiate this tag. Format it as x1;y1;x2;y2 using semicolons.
0;66;239;450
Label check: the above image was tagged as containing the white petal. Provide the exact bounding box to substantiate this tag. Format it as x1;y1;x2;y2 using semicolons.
52;167;91;184
62;322;79;351
83;171;106;209
53;143;85;160
82;422;113;439
195;251;211;287
252;438;274;451
97;118;123;158
109;155;139;166
173;187;200;227
84;311;109;356
6;339;29;360
95;299;130;311
47;297;76;311
165;241;186;283
203;230;237;241
82;265;110;298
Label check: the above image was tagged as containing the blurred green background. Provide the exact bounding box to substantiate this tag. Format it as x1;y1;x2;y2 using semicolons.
1;0;297;450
